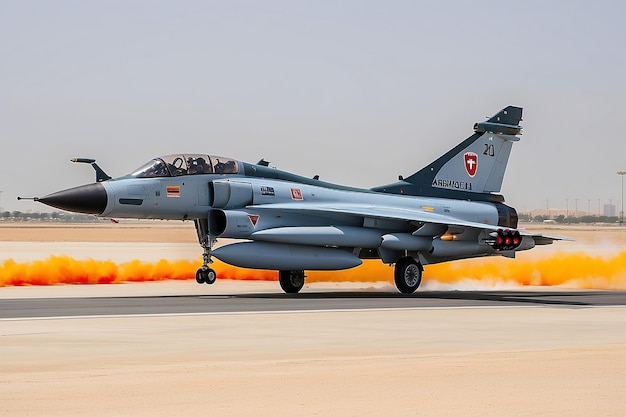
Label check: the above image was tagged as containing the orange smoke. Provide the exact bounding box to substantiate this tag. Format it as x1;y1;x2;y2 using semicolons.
1;251;625;289
308;251;626;290
421;251;626;290
0;256;199;286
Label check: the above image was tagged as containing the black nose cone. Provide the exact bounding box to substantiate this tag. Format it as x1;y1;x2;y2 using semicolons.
38;183;107;215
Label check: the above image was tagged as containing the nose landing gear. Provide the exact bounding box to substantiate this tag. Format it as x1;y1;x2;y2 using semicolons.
194;218;217;285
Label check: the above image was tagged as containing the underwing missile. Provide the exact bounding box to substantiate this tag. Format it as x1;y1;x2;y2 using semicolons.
213;241;362;270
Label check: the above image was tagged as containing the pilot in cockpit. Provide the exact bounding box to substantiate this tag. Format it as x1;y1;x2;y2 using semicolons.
187;157;197;174
214;158;236;174
186;156;211;175
195;157;210;173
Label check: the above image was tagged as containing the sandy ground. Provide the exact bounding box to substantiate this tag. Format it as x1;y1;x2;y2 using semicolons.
0;220;198;243
1;222;625;416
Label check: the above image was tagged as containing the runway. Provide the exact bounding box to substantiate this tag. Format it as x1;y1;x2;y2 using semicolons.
2;288;626;319
3;282;626;417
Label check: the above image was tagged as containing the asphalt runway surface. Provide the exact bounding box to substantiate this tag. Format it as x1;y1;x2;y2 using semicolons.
4;281;626;417
3;289;625;319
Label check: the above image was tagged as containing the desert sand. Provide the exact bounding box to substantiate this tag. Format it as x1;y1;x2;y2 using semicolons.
1;221;625;416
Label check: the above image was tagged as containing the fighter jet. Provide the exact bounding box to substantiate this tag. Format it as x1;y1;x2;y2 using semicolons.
32;106;567;293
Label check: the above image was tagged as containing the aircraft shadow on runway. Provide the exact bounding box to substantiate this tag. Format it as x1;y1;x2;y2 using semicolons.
223;290;626;307
3;291;625;320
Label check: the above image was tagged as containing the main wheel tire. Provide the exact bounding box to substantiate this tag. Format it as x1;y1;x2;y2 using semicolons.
394;257;422;294
279;270;305;294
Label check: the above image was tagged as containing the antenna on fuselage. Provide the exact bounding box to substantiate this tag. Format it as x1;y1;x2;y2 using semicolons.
256;159;270;167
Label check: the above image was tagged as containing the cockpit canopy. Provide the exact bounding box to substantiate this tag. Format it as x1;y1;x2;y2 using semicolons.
130;154;239;178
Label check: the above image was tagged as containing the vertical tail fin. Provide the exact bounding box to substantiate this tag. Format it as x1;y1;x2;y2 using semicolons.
372;106;523;202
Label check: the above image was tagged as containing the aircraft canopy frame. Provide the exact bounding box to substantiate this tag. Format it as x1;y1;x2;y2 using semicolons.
130;154;239;178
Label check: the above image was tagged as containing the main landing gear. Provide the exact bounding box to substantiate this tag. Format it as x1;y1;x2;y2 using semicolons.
194;219;216;285
277;259;422;294
394;256;423;294
278;270;305;294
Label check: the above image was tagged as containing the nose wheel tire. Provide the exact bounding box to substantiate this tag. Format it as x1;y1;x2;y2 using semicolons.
394;257;422;294
196;268;217;285
279;270;305;294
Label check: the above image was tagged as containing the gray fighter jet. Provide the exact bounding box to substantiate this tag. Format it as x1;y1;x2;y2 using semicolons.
32;106;567;293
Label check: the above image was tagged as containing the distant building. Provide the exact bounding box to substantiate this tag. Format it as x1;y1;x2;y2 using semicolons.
603;203;616;217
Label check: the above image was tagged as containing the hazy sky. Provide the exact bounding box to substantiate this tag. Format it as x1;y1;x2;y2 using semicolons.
2;0;625;214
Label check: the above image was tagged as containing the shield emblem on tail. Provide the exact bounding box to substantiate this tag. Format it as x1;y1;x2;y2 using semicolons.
464;152;478;177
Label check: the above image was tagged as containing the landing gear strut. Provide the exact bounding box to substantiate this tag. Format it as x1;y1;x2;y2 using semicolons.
279;270;305;294
194;219;216;285
394;256;423;294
